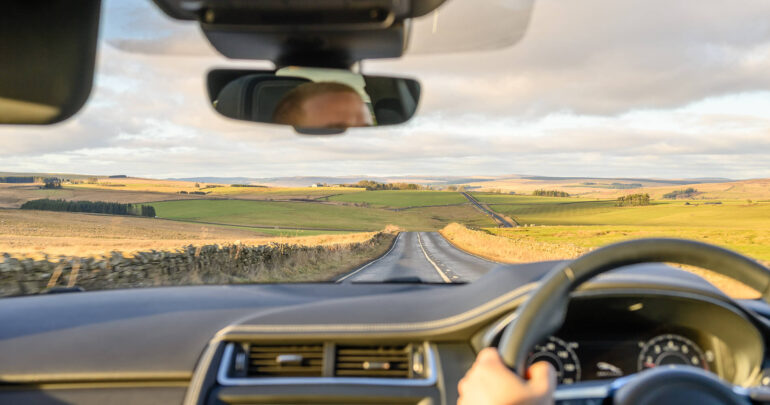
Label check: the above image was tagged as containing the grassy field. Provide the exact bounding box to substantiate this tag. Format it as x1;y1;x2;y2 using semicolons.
471;193;770;228
0;209;380;258
468;178;770;200
204;186;362;199
152;199;495;231
67;178;362;200
441;223;763;299
469;194;770;261
0;183;204;209
488;225;770;263
447;193;770;298
326;190;468;208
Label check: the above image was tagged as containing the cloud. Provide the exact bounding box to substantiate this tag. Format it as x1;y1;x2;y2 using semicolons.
0;0;769;180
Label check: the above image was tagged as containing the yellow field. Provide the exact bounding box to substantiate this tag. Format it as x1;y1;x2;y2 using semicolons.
0;209;378;259
66;177;364;200
440;223;761;299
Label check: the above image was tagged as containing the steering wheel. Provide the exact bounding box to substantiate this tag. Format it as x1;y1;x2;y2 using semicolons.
496;238;770;405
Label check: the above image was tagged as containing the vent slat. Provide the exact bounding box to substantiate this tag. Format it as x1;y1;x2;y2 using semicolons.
245;344;324;377
336;370;410;377
336;363;409;369
334;345;413;379
337;356;408;361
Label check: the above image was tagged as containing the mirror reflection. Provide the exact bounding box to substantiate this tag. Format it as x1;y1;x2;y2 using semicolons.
209;67;420;131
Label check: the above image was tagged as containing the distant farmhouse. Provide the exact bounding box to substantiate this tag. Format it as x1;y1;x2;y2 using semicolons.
310;183;324;188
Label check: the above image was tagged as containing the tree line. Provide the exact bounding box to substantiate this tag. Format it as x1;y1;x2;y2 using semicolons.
20;199;156;217
616;193;651;207
663;187;698;199
341;180;423;191
532;189;570;197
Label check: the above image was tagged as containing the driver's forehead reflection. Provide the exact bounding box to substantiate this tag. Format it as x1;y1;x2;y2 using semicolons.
273;81;374;129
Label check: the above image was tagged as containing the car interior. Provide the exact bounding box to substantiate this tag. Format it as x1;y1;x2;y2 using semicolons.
2;1;770;405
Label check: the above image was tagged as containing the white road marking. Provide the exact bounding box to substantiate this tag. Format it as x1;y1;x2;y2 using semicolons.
336;233;402;283
417;232;452;283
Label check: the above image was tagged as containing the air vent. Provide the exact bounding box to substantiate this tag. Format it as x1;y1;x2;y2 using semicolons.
334;344;413;378
247;344;324;377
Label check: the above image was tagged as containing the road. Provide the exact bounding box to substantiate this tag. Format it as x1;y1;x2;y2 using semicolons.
338;232;499;283
460;192;516;228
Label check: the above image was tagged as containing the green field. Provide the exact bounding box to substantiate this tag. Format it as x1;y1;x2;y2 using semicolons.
469;193;770;262
326;190;468;208
481;198;770;228
470;193;579;205
489;225;770;263
152;199;495;231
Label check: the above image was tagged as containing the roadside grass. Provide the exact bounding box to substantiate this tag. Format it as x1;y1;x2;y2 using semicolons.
439;223;587;263
487;225;770;262
326;190;468;208
441;223;762;299
152;199;496;231
252;232;397;282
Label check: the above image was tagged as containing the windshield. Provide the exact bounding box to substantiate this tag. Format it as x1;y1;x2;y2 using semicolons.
1;0;769;298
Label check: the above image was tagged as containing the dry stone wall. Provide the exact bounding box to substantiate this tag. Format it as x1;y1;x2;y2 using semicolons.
0;232;387;297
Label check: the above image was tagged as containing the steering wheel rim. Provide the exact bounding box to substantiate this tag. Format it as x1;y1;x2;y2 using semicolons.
497;238;770;375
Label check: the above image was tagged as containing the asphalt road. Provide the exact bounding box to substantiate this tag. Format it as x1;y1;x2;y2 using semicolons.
338;232;499;283
460;192;516;228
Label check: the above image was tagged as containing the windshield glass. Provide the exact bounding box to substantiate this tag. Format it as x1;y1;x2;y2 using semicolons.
1;0;769;298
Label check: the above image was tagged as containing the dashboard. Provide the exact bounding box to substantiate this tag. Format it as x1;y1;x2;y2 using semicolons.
0;262;767;405
519;295;764;386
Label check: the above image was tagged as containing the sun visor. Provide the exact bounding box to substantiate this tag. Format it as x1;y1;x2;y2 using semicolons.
0;0;101;125
405;0;535;55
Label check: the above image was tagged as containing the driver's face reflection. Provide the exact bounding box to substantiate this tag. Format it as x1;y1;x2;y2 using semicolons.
273;82;373;129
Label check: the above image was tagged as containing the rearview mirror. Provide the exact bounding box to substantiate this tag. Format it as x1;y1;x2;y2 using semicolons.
207;67;420;133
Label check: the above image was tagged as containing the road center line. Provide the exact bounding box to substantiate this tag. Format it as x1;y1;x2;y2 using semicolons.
417;232;452;283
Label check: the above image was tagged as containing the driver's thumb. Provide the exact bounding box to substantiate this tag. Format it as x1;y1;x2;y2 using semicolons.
526;362;557;396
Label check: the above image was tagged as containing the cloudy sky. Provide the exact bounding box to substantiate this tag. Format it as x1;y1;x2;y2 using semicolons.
2;0;770;179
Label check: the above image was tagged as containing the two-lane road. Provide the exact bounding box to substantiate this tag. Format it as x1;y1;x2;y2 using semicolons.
338;232;499;283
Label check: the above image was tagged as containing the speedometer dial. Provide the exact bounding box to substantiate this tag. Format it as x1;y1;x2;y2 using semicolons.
526;336;581;384
637;334;708;371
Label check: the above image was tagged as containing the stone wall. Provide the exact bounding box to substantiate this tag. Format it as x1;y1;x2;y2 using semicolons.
0;232;388;297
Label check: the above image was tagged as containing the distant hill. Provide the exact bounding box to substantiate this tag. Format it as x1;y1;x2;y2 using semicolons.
167;175;499;188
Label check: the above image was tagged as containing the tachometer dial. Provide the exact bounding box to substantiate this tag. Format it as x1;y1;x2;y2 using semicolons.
526;336;581;384
637;334;708;371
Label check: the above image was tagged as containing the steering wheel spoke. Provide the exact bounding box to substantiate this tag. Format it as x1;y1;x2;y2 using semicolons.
553;380;612;404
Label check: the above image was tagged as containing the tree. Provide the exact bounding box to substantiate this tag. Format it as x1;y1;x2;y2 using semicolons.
43;178;62;189
532;189;569;197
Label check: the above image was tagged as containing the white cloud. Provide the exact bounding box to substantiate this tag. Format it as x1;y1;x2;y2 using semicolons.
0;0;769;179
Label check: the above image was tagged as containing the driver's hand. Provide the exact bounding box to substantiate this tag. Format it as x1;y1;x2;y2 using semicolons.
458;347;556;405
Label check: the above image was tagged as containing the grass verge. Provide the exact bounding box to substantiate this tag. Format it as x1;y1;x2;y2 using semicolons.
440;223;761;299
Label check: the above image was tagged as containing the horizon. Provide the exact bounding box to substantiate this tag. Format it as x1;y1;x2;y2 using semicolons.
0;170;754;183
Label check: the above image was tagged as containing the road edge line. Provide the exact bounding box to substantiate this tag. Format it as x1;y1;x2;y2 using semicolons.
417;232;452;283
335;233;401;283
